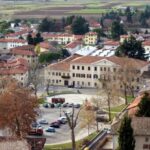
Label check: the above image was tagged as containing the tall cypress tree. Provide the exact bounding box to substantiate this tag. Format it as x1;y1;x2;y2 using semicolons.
118;116;135;150
136;92;150;117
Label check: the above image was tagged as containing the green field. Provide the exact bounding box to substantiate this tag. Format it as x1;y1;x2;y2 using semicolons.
0;0;150;19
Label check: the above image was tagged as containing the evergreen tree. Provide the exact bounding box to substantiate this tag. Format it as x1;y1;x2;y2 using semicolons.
136;92;150;117
27;34;34;45
115;36;148;60
125;6;132;23
111;20;125;40
34;33;44;45
118;116;135;150
71;16;89;35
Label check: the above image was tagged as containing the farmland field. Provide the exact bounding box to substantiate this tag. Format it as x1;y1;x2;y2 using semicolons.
0;0;149;19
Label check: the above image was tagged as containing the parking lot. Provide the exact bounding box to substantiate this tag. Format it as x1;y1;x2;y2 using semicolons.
32;93;123;144
35;105;87;144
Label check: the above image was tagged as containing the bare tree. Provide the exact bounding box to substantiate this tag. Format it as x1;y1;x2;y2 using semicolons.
0;78;39;138
79;105;96;136
99;72;120;121
28;63;42;96
64;106;82;150
117;58;140;104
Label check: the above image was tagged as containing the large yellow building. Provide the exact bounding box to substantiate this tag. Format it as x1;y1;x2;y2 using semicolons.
84;32;98;45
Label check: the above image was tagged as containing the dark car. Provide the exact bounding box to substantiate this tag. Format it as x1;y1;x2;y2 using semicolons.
50;121;61;128
74;104;81;108
68;103;74;107
43;103;50;108
51;103;55;108
68;85;74;88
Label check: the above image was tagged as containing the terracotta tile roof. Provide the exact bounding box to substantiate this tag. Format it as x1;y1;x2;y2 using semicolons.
85;32;97;35
10;46;36;56
11;45;35;51
104;40;120;46
0;38;27;43
71;56;104;64
42;33;73;39
39;42;56;50
65;40;82;49
143;40;150;46
48;54;80;71
71;55;149;69
0;58;28;75
74;35;84;40
5;29;32;37
132;117;150;136
127;96;142;110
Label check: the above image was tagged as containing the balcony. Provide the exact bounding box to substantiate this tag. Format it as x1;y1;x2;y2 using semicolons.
61;75;70;79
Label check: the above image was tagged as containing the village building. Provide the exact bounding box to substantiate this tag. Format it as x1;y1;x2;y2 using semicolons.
9;45;38;66
45;55;150;88
84;32;98;45
0;56;29;86
0;39;28;50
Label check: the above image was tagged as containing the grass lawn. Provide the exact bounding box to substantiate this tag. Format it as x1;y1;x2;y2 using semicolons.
44;131;98;150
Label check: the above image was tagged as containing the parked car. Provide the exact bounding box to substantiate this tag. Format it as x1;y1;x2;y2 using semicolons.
31;122;42;128
43;103;50;108
50;121;60;128
51;103;55;108
62;103;68;108
45;127;55;132
68;85;74;88
68;103;74;107
39;119;49;125
74;104;81;108
58;116;67;124
55;103;62;108
28;128;43;136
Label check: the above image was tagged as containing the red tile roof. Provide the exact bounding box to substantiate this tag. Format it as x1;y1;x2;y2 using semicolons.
0;58;28;75
39;42;56;50
0;38;27;43
65;40;82;49
85;32;97;35
71;56;149;69
10;46;36;56
5;29;32;37
104;40;120;46
48;54;80;71
143;40;150;46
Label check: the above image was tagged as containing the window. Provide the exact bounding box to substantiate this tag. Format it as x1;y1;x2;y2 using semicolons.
88;82;90;86
87;74;91;78
56;72;58;76
113;68;116;72
72;73;75;77
82;82;84;86
137;78;140;82
72;65;75;69
59;72;61;76
77;66;80;70
52;72;55;75
104;67;106;71
100;67;103;71
145;137;149;142
82;66;84;70
93;74;98;79
94;67;97;71
88;66;90;71
108;67;110;71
